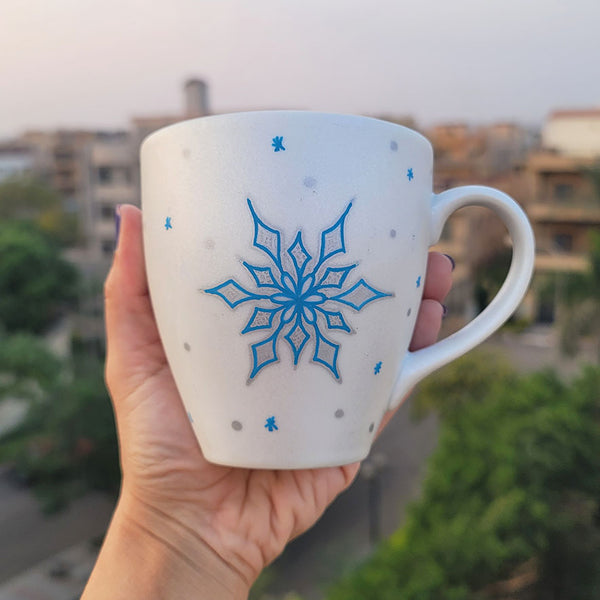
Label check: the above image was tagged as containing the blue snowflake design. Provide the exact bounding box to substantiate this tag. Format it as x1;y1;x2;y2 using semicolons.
204;199;393;381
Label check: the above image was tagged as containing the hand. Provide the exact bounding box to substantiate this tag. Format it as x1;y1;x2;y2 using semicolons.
83;205;453;600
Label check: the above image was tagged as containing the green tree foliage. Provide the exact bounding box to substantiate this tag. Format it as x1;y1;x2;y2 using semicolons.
0;336;119;512
472;249;512;316
559;231;600;359
0;177;79;246
328;354;600;600
0;222;78;334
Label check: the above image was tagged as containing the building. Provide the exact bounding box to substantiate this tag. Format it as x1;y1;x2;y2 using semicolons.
80;131;137;264
542;109;600;158
19;130;96;209
523;108;600;321
0;142;35;182
525;151;600;321
129;78;211;201
2;79;210;351
428;123;535;323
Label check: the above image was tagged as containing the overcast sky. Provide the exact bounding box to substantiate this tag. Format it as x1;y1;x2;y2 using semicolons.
1;0;600;139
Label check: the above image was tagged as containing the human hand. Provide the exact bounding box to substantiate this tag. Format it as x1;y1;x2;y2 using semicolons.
84;204;453;600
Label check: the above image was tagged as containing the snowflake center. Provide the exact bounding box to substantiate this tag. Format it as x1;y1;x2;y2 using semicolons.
204;199;393;381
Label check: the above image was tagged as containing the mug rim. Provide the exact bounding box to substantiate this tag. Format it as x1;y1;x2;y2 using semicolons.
140;109;432;155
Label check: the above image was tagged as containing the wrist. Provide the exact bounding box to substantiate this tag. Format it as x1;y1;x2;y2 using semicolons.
83;491;250;600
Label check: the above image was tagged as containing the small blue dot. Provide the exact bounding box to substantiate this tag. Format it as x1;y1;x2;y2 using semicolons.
416;276;422;288
374;361;383;375
407;168;414;181
165;216;173;230
187;411;194;424
390;141;398;151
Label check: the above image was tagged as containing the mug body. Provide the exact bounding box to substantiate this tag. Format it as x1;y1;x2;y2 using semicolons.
141;111;433;468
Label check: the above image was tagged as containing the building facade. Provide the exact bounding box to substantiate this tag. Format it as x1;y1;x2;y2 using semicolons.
542;109;600;158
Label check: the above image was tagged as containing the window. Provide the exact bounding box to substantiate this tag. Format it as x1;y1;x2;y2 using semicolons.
102;239;115;256
97;166;112;184
554;183;574;200
553;233;573;252
96;166;131;185
100;204;115;220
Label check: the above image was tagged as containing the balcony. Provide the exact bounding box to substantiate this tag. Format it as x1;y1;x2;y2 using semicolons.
527;197;600;224
91;183;136;203
534;251;589;273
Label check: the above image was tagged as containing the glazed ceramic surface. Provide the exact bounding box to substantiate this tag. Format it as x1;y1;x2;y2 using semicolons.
141;111;535;469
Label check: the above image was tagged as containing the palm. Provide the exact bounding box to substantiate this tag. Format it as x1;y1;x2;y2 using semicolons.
105;206;451;585
107;276;359;580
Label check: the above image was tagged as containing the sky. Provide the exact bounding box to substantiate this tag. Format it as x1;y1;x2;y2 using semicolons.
1;0;600;139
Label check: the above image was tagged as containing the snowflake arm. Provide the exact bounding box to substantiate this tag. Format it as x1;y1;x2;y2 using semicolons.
330;278;393;311
317;264;357;289
242;306;283;334
249;320;285;379
312;326;341;380
287;231;312;277
315;202;352;269
204;279;270;308
314;306;353;333
243;262;283;289
247;199;282;269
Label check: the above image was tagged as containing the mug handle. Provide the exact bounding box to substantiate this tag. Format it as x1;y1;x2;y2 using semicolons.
388;185;535;410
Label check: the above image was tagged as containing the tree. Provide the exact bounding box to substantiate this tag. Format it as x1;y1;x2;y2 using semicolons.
0;177;79;246
472;249;513;316
559;231;600;359
327;354;600;600
0;222;78;334
0;337;119;512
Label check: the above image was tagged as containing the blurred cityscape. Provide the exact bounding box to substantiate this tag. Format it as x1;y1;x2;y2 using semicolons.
1;79;600;599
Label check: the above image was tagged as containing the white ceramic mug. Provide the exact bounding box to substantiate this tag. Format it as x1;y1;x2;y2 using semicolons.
141;111;535;469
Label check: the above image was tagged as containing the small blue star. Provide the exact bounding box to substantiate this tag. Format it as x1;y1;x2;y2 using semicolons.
265;416;278;432
165;216;173;230
416;276;422;288
272;136;286;152
374;361;382;375
407;168;414;181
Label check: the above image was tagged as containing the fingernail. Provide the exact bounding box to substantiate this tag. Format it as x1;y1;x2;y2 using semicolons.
442;304;448;318
115;205;122;249
443;254;455;271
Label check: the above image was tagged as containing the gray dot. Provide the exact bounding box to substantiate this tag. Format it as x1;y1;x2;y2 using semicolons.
184;342;191;351
407;308;412;317
182;148;191;158
369;422;375;433
232;421;242;431
303;176;317;188
390;140;398;151
390;229;397;238
335;409;344;419
204;239;215;250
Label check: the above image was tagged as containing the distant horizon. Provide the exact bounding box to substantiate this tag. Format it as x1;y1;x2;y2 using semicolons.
2;0;599;140
2;98;568;142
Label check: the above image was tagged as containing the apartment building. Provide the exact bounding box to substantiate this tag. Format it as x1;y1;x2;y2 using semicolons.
542;109;600;158
524;108;600;321
428;123;534;322
0;142;35;182
19;130;95;206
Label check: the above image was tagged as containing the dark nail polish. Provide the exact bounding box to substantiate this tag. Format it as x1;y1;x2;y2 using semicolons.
115;205;122;249
443;254;455;271
442;304;448;318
